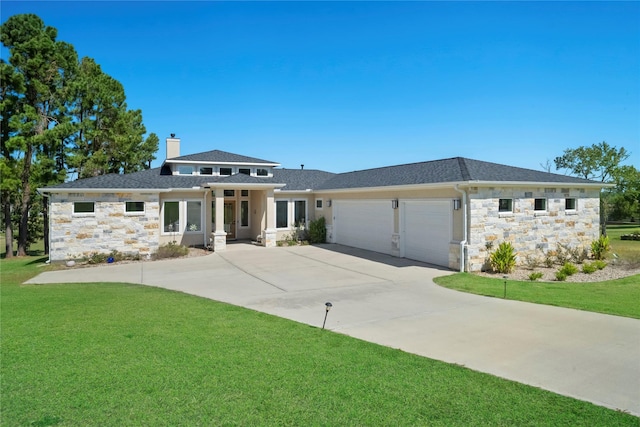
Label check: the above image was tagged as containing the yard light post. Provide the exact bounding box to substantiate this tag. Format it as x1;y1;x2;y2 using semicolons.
503;275;508;299
322;302;332;329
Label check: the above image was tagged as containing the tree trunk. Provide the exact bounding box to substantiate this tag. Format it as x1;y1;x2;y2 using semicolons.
16;145;32;257
43;196;49;255
3;193;14;258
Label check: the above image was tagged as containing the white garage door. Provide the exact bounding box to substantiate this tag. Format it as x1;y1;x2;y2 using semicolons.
334;200;394;255
402;200;451;267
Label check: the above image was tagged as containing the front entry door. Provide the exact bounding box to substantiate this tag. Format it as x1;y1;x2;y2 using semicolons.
224;201;236;239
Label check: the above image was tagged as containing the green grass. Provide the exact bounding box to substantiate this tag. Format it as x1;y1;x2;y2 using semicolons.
434;273;640;319
607;224;640;262
2;257;637;426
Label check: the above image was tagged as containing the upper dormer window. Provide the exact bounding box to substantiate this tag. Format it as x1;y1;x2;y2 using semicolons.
256;168;268;176
199;167;213;175
177;165;194;175
220;167;232;176
239;168;250;175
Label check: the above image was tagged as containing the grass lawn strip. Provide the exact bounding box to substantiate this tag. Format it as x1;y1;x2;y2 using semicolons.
433;273;640;319
1;257;638;425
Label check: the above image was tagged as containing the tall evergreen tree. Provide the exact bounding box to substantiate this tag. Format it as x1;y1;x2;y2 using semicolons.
0;14;78;256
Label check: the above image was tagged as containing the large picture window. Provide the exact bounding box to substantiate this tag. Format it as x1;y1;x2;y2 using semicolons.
294;200;306;226
186;201;202;232
163;201;179;232
276;200;288;228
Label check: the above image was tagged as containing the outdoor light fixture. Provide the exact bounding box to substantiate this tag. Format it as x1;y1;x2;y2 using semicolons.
327;200;332;207
453;199;461;210
392;199;399;209
322;302;333;329
503;275;508;298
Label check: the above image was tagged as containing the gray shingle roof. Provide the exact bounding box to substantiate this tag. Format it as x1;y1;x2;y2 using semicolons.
273;169;336;191
315;157;600;190
42;156;601;192
168;150;279;165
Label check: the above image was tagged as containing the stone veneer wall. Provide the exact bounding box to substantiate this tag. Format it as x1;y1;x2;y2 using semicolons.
466;187;600;272
49;192;160;262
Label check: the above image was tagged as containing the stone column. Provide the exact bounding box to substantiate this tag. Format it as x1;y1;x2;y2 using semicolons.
262;188;277;247
213;188;226;251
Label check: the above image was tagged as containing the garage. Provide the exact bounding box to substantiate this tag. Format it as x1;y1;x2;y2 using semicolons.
333;200;394;255
401;200;452;267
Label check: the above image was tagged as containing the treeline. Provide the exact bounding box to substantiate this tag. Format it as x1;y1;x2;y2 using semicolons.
1;14;159;257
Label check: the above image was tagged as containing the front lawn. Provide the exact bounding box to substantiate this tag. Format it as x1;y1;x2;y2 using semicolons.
434;273;640;319
1;257;637;425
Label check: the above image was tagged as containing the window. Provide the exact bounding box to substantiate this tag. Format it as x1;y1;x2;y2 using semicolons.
534;198;547;211
177;165;194;175
199;167;213;175
224;190;235;197
239;168;250;175
240;200;249;227
163;201;179;232
276;200;288;228
125;201;144;213
498;199;513;213
316;199;323;209
220;167;232;176
186;201;202;232
565;198;577;210
73;202;94;214
256;168;268;176
294;200;306;226
241;190;249;197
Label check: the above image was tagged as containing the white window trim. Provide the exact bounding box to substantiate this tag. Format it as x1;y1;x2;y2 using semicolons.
124;201;145;216
533;198;548;216
275;199;290;230
293;198;308;227
498;198;514;216
161;199;204;235
73;201;95;216
239;200;250;228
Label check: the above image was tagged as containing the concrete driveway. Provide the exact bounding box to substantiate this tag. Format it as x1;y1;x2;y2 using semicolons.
27;243;640;415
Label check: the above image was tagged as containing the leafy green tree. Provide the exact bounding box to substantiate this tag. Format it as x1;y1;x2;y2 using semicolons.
554;141;635;231
1;14;78;256
68;57;157;178
608;165;640;221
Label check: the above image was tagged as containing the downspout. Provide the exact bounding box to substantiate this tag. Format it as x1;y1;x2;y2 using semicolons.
203;189;209;248
454;185;467;272
39;190;51;264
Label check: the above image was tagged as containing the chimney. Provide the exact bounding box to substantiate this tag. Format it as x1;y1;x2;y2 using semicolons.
301;164;304;170
166;134;180;159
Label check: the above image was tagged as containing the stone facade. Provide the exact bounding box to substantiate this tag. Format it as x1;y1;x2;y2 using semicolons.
466;186;600;271
49;192;160;262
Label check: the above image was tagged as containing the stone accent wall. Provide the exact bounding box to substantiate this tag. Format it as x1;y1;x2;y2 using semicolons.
466;187;600;272
49;192;160;262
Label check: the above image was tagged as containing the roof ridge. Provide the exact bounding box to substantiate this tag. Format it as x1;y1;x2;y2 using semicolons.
457;157;472;181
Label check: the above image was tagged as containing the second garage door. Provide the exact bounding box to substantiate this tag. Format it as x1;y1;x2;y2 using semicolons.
402;200;452;267
334;200;394;255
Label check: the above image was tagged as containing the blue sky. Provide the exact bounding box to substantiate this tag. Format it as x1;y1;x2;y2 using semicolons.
2;1;639;173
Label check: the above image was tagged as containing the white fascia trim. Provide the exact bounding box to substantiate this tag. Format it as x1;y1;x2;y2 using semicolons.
458;181;613;189
274;188;313;193
38;188;167;194
313;182;459;194
205;183;286;189
167;160;281;167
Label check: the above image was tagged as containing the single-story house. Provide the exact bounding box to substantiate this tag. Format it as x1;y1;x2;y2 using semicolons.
40;136;608;271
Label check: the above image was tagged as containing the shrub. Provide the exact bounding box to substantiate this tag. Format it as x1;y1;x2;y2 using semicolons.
591;235;610;260
87;252;108;264
155;242;189;259
581;263;597;274
593;260;607;270
559;262;578;276
308;216;327;244
555;271;568;281
490;242;517;274
528;272;543;281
